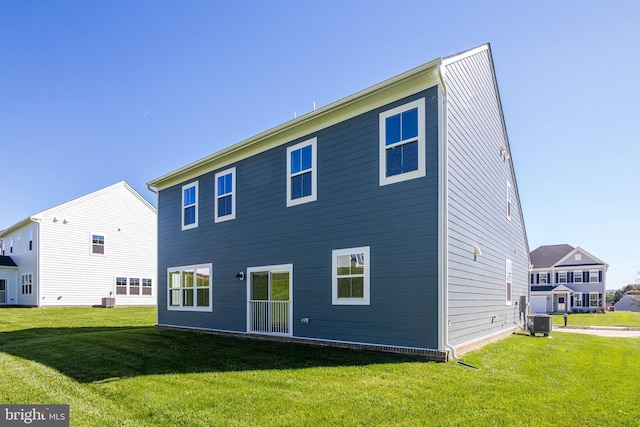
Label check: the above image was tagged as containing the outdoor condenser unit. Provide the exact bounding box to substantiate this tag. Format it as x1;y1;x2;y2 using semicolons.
528;314;552;336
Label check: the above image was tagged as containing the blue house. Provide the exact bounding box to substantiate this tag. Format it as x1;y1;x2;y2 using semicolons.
147;44;530;360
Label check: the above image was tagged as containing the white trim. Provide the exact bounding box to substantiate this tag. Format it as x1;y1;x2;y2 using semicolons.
91;232;106;256
167;263;213;312
181;181;199;231
573;270;583;283
331;246;370;305
574;292;583;307
506;181;512;221
437;82;448;352
558;271;567;284
214;167;236;223
246;264;293;337
505;259;512;305
286;138;317;207
379;98;426;186
589;270;599;283
589;292;599;308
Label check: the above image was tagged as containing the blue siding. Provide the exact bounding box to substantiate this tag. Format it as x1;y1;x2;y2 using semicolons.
157;88;440;350
444;49;529;347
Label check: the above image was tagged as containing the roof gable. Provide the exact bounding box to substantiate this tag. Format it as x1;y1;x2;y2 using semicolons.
0;181;156;238
530;244;574;269
555;246;608;268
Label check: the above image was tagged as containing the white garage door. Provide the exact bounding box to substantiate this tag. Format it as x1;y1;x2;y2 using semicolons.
531;296;547;314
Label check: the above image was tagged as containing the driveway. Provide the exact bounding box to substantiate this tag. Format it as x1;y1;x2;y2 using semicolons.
553;326;640;338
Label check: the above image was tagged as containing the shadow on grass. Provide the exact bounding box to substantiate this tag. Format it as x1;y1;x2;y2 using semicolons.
0;326;425;383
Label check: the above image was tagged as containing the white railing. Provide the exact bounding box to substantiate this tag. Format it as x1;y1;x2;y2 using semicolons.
248;300;290;335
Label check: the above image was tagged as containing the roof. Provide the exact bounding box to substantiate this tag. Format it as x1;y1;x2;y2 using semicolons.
0;256;18;267
147;44;493;192
0;181;156;238
530;244;575;269
530;244;608;270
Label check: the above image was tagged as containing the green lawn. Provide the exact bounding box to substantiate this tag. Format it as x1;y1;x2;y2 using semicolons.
1;307;639;426
552;311;640;328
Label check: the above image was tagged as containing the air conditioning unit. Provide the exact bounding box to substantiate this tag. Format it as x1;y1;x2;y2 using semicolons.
101;297;116;308
528;314;552;337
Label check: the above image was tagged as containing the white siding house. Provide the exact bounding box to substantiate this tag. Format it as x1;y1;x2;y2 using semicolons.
0;181;157;307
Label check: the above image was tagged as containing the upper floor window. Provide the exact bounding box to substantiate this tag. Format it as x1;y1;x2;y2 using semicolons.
182;182;198;230
379;98;426;186
92;234;105;255
558;271;567;283
215;167;236;222
287;138;317;207
539;273;548;284
29;230;33;251
332;246;370;305
506;181;512;221
589;270;599;283
505;259;512;305
573;271;583;283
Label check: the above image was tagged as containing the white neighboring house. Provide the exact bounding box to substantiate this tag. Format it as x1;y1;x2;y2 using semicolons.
0;181;157;307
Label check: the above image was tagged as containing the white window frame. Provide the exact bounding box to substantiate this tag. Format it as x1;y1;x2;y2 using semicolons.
181;181;199;231
142;278;152;296
589;270;599;283
573;270;582;283
574;292;582;307
286;138;317;207
167;263;213;312
589;292;599;308
539;273;548;284
116;277;128;295
91;233;105;255
332;246;370;305
506;181;512;221
505;259;512;305
379;98;426;186
215;167;236;223
21;273;33;295
558;271;567;284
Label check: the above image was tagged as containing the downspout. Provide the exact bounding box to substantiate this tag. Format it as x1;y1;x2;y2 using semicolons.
437;62;477;369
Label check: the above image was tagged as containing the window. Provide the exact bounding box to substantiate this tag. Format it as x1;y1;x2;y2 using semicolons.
573;271;582;283
558;271;567;284
215;167;236;222
575;254;582;261
21;274;33;295
379;98;426;186
589;292;600;308
182;182;198;230
574;292;582;307
589;270;599;283
505;259;512;305
10;239;13;254
168;264;212;311
29;230;33;251
142;278;152;295
539;273;548;284
116;277;127;295
92;235;105;254
332;246;370;305
506;182;512;221
286;138;317;207
129;278;140;295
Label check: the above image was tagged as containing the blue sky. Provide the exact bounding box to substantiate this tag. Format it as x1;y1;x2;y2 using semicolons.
1;1;638;289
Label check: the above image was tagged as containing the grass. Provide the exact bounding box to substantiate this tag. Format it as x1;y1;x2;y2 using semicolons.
1;307;639;426
552;311;640;328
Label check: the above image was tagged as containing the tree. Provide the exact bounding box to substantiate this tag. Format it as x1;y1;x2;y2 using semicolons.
610;284;640;305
